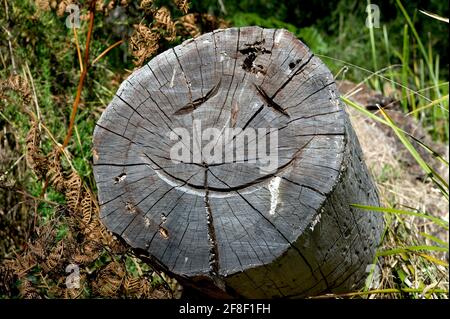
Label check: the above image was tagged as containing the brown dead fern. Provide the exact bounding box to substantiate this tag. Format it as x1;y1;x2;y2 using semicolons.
25;120;47;179
64;171;83;214
18;278;41;299
139;0;155;14
93;261;126;297
47;149;66;193
129;24;160;67
0;264;15;295
42;240;64;272
63;273;86;299
174;0;190;14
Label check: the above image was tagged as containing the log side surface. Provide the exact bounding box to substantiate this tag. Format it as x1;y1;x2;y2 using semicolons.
93;27;383;298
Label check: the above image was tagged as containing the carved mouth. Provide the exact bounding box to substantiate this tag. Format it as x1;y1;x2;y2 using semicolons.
140;138;311;198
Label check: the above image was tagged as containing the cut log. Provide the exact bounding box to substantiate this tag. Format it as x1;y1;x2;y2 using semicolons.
93;26;384;298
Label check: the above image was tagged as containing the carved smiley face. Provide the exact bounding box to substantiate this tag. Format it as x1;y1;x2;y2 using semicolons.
93;27;345;283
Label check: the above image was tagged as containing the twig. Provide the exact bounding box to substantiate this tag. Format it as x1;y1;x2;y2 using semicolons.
73;27;84;73
32;203;38;237
92;39;124;65
24;62;42;128
0;154;24;182
37;272;51;290
16;263;38;278
2;0;16;74
419;10;449;23
62;0;97;149
15;189;60;206
0;49;6;69
39;177;50;202
218;0;227;15
0;111;16;128
2;26;17;75
3;0;8;20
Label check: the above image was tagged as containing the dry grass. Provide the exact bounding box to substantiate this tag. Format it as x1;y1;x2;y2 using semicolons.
341;81;449;299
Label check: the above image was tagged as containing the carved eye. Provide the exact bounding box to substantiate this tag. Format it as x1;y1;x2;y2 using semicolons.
254;84;290;118
173;79;222;116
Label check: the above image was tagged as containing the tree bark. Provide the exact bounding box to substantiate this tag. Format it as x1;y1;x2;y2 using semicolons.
93;26;384;298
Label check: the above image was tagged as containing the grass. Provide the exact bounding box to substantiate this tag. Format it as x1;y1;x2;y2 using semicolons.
340;67;448;297
340;93;448;298
367;0;381;91
315;0;449;142
351;204;448;230
342;96;448;198
324;2;449;297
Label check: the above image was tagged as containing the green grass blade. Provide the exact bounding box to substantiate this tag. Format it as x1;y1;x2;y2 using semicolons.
396;0;443;108
407;94;449;115
379;108;449;198
342;96;449;167
417;253;449;267
419;232;449;248
350;204;449;229
367;0;380;91
401;24;409;112
408;138;449;167
377;246;448;257
319;54;433;103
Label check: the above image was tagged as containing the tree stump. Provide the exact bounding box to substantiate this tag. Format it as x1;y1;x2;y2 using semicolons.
93;27;384;298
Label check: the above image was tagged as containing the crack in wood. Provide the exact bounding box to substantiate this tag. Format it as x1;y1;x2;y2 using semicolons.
171;48;193;104
213;28;240;126
173;79;222;115
203;163;220;276
254;84;290;118
285;81;336;111
205;140;320;280
271;53;315;99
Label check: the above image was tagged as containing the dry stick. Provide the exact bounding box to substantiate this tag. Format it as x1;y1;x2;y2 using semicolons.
2;26;16;75
64;4;123;149
62;0;97;149
15;189;60;206
30;202;38;240
92;39;125;65
3;0;8;20
0;49;7;70
0;154;24;182
73;27;84;73
2;0;16;74
25;62;42;130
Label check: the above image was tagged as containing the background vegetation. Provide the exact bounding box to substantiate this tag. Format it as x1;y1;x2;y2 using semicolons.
0;0;448;299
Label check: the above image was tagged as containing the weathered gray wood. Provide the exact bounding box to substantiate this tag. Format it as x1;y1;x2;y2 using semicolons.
93;26;383;298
